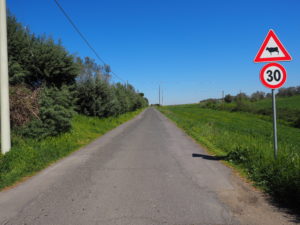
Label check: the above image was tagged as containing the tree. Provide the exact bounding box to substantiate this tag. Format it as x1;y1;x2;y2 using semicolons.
224;94;234;103
7;13;79;88
250;91;265;102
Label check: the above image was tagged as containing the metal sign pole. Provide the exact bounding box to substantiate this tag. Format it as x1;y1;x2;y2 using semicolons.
272;89;278;159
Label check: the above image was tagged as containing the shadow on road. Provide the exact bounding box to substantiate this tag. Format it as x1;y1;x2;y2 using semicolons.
192;153;227;161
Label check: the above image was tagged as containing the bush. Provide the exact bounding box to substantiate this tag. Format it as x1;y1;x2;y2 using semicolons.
224;94;234;103
294;116;300;128
20;86;75;138
9;85;40;127
250;91;265;102
200;99;219;109
76;78;116;117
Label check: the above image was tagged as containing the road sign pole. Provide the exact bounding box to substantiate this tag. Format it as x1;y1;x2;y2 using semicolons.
272;89;278;159
0;0;11;154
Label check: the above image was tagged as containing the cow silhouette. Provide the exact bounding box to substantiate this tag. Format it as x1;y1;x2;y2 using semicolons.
266;47;279;55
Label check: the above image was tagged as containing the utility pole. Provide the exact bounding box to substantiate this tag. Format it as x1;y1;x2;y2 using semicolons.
161;89;163;106
0;0;11;154
158;85;160;105
222;90;224;108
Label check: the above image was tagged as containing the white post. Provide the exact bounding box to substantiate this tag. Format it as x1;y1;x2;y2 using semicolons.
0;0;11;154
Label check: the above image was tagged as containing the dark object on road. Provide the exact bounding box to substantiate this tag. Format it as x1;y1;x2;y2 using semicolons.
266;47;279;55
192;153;226;161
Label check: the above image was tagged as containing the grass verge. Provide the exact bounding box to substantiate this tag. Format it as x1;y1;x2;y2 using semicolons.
0;109;143;190
158;105;300;209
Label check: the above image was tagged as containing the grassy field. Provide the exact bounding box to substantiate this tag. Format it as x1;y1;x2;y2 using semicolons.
200;95;300;127
0;109;143;190
159;104;300;208
251;95;300;111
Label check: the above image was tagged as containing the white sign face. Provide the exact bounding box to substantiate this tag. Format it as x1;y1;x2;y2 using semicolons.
260;37;285;59
260;63;287;89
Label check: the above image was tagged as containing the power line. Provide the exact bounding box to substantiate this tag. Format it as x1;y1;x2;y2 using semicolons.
53;0;126;83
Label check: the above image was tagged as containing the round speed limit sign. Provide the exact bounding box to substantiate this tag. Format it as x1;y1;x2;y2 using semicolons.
260;63;287;89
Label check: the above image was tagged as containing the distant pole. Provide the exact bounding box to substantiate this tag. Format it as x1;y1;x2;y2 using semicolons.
272;89;278;159
159;85;160;105
0;0;11;154
222;90;224;108
161;89;163;106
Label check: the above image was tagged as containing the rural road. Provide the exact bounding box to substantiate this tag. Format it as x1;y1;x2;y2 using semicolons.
0;108;297;225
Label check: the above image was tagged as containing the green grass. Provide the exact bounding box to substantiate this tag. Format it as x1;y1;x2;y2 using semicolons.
159;105;300;208
0;109;143;190
200;95;300;127
252;95;300;111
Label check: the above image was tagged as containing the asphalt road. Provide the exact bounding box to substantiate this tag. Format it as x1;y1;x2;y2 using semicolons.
0;108;296;225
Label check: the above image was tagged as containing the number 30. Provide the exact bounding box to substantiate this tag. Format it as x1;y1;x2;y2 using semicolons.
266;70;281;82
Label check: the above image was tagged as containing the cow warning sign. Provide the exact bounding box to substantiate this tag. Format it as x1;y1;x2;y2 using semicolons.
254;29;292;63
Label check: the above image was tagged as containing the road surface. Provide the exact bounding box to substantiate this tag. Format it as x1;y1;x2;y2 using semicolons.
0;108;296;225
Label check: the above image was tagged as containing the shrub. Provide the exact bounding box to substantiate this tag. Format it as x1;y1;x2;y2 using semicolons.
21;86;75;138
10;85;40;127
200;99;219;109
224;94;234;103
294;116;300;128
76;78;115;117
250;91;265;102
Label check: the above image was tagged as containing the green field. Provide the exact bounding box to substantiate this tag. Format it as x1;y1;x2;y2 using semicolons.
200;95;300;127
159;104;300;208
251;95;300;111
0;109;143;190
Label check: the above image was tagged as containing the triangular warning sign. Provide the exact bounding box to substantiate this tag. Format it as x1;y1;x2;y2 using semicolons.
254;29;292;63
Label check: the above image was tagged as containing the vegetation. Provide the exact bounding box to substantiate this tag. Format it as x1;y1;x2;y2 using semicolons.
5;13;148;141
200;88;300;128
0;13;148;188
0;110;142;190
159;104;300;208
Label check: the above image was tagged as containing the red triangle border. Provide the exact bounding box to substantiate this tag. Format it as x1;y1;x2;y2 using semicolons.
254;30;292;63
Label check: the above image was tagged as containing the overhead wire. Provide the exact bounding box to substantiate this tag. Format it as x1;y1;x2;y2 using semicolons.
53;0;126;83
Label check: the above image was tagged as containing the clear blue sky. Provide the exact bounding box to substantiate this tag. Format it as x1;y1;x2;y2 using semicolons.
7;0;300;105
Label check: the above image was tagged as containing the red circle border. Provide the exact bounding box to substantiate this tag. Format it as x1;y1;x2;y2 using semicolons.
260;63;287;89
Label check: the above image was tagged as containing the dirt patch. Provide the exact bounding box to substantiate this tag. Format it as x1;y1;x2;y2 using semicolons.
218;172;299;225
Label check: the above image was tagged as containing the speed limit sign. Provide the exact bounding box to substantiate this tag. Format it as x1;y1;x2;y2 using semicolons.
260;63;287;89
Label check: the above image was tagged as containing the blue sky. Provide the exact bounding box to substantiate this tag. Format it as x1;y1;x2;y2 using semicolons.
7;0;300;105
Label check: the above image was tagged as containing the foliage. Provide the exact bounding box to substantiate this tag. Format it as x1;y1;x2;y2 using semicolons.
199;98;219;109
7;13;79;88
76;78;116;117
159;105;300;208
9;85;40;127
224;94;234;103
250;91;265;102
0;110;143;190
6;13;148;140
200;93;300;128
75;58;148;118
20;86;75;139
277;86;300;97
